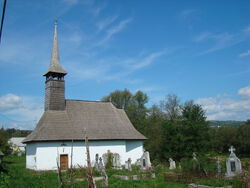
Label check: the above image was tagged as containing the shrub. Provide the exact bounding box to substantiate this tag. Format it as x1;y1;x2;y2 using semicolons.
105;152;113;169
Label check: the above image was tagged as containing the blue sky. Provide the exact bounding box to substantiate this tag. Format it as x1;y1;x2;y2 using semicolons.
0;0;249;129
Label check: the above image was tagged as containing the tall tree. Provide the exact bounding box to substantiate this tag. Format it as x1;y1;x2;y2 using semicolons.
160;94;181;122
181;101;210;155
236;120;250;156
102;89;148;131
102;89;133;109
125;91;148;131
143;105;164;161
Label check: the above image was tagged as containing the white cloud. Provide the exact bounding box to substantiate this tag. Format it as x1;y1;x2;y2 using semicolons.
65;48;168;85
96;18;132;46
238;86;250;99
195;27;250;55
195;86;250;120
0;94;43;129
97;15;118;31
193;32;211;42
0;94;24;111
90;4;106;17
239;50;250;57
128;50;168;71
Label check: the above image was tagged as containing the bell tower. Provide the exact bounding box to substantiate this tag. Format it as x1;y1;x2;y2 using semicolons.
43;20;67;111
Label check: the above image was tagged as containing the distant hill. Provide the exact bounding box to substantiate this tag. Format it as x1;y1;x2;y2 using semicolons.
208;120;246;127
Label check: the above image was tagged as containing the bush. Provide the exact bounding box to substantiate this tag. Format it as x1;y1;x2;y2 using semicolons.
0;172;11;188
105;152;113;169
180;156;216;177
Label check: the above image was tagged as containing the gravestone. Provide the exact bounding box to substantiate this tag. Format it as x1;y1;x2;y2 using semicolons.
0;150;4;164
112;153;122;169
135;158;141;166
127;158;132;172
140;151;151;170
217;159;221;176
178;164;182;169
169;158;176;170
102;150;121;169
192;152;197;161
98;157;105;171
94;153;99;170
226;146;242;177
102;150;110;166
125;158;132;172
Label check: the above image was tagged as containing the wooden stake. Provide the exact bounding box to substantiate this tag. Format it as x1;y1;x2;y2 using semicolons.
70;139;74;188
84;130;96;188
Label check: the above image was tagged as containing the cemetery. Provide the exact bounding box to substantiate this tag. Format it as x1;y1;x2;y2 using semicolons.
1;145;249;188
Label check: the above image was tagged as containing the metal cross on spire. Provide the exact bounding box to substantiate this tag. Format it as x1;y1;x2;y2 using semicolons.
55;17;58;26
229;146;235;154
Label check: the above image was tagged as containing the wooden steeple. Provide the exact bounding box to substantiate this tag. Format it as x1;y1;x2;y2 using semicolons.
44;20;66;111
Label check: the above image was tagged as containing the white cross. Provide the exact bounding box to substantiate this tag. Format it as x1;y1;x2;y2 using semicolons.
229;146;235;154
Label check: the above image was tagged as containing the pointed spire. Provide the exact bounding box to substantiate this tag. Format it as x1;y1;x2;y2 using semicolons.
44;19;67;77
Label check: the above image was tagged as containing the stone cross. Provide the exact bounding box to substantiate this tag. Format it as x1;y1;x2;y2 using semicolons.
98;157;104;171
229;146;235;154
94;154;99;170
192;152;197;160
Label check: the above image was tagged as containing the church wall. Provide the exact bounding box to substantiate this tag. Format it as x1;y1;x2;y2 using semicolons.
125;140;144;163
26;143;37;170
27;140;144;170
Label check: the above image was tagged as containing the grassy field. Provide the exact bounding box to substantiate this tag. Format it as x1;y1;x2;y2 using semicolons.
1;156;187;188
1;155;249;188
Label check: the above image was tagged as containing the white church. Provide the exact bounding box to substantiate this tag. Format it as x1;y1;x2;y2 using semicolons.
23;22;146;171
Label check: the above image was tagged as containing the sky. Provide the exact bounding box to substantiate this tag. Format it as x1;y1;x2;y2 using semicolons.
0;0;249;130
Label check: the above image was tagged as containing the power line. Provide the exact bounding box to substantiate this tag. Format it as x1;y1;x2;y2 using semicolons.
0;0;7;44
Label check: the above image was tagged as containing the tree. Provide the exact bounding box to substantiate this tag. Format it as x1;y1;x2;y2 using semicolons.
102;89;149;131
180;101;210;156
160;94;181;122
182;100;206;122
236;120;250;156
125;91;148;131
0;128;11;155
102;89;133;109
143;105;164;162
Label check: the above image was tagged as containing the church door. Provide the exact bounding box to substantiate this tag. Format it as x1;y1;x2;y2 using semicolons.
60;154;68;169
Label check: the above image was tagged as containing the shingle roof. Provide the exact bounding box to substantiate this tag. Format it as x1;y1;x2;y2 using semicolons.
43;22;67;76
23;100;146;143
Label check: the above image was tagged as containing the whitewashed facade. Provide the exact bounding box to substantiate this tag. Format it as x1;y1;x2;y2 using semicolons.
26;140;143;170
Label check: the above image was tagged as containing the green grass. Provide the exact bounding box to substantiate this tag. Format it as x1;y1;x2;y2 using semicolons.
1;155;249;188
1;155;186;188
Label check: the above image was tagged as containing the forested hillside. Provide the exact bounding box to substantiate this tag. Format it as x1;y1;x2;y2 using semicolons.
208;120;245;127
